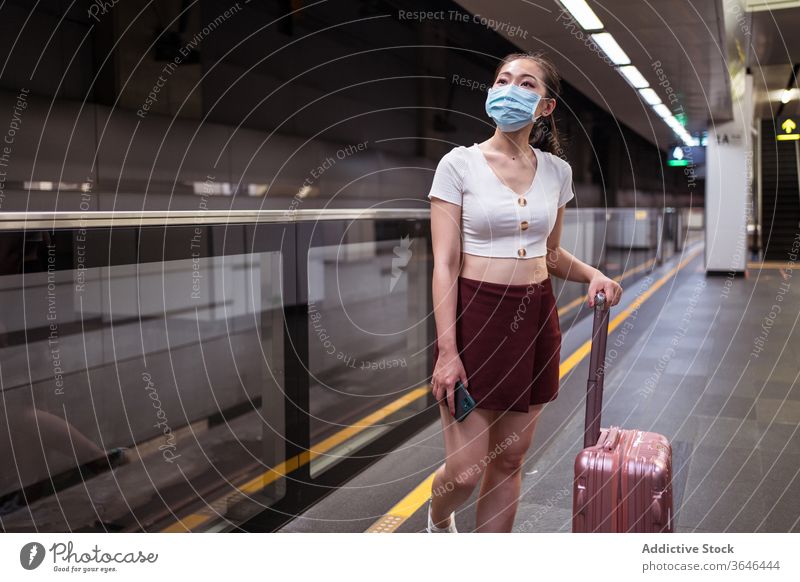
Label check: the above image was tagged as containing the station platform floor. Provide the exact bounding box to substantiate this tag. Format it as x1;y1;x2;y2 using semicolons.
279;244;800;533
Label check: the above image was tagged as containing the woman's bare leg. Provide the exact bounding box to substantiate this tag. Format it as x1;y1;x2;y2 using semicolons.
429;402;494;528
475;403;544;532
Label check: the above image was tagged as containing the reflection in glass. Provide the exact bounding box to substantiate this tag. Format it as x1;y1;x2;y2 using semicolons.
0;246;284;532
308;237;430;477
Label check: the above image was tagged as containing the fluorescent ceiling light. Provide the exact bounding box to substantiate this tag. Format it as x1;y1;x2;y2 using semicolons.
665;117;684;131
590;33;631;65
746;0;800;13
666;122;684;134
639;88;662;105
618;65;649;89
771;88;796;102
558;0;604;30
653;104;672;118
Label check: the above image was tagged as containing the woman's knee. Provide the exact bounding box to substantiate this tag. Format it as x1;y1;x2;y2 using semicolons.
488;448;527;475
437;461;483;493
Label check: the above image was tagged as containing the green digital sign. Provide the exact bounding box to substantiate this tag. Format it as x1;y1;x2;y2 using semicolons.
667;146;690;167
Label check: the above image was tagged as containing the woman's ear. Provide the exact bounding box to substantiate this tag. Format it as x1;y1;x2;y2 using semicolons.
544;97;557;117
536;97;555;119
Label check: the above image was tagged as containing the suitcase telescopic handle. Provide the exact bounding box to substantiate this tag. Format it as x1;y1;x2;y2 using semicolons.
595;291;606;309
583;291;611;448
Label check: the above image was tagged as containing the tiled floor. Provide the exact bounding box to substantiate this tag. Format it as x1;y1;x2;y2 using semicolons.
280;251;800;533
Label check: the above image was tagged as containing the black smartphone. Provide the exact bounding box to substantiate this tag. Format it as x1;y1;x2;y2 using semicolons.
445;380;476;422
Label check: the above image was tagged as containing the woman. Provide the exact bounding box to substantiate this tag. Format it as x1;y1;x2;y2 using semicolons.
426;51;622;533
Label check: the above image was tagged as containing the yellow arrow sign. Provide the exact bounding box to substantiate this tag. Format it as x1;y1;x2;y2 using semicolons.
778;117;800;141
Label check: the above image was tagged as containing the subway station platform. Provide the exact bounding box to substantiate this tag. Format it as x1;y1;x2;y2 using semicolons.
279;244;800;533
3;0;800;543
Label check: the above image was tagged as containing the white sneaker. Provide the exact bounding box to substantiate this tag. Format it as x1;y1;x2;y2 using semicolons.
426;497;457;533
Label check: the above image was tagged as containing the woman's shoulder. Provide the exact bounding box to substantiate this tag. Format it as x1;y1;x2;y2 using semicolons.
436;144;471;172
539;149;572;178
442;144;470;160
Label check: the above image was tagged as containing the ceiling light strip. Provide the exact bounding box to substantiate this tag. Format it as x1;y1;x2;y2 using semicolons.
590;32;631;65
559;1;698;147
558;0;604;30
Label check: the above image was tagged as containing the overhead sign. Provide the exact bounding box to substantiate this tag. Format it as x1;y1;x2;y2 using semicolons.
668;145;689;166
778;116;799;141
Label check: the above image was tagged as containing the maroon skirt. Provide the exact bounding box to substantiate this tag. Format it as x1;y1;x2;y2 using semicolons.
432;275;562;413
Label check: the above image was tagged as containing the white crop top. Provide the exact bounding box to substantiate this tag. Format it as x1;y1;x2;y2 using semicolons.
427;142;575;259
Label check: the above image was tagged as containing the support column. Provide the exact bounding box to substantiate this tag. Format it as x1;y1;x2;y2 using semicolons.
705;73;753;274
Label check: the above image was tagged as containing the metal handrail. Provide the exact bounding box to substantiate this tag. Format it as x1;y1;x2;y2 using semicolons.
0;208;431;230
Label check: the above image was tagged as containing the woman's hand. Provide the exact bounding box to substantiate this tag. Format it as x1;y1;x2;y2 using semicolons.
587;271;623;307
432;348;468;417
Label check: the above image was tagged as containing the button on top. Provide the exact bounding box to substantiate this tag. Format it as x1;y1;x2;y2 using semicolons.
517;248;526;257
517;197;527;207
520;220;529;231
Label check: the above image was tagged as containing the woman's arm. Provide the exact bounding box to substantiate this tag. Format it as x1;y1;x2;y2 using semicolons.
545;206;623;307
430;198;463;354
429;198;470;414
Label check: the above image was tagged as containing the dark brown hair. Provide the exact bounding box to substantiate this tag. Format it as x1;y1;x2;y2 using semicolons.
491;51;563;157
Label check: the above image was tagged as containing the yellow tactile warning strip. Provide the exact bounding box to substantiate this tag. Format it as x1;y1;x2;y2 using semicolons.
366;473;437;533
366;247;702;533
747;261;797;270
556;256;657;317
162;386;430;532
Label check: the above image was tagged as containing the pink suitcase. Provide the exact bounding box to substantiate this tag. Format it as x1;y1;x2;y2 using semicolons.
572;292;674;533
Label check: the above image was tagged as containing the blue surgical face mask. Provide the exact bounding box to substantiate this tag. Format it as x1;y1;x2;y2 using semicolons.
485;83;542;132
